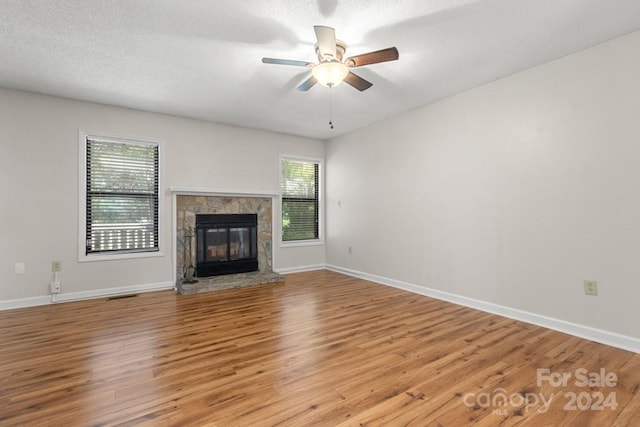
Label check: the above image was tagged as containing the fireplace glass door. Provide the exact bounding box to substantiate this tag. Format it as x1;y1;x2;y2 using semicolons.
229;227;253;260
195;214;259;277
205;228;228;262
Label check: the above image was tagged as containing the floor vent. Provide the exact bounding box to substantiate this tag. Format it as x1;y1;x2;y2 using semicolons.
107;294;139;300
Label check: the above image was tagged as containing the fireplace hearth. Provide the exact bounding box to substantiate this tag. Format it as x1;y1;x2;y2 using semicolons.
196;213;258;277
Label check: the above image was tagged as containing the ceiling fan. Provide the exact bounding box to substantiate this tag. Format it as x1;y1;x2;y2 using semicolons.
262;25;399;92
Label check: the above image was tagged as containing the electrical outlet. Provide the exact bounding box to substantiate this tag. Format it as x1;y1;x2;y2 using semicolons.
584;280;598;296
52;261;62;272
50;281;61;294
347;246;352;254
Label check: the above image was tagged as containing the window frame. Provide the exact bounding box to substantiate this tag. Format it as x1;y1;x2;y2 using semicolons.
279;155;324;247
78;130;164;262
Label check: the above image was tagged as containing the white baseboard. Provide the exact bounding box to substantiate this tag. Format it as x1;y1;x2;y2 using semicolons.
0;281;175;310
326;264;640;354
0;296;52;311
275;264;326;274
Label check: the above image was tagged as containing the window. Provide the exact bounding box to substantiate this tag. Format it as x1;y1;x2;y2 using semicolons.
79;132;161;259
281;157;322;242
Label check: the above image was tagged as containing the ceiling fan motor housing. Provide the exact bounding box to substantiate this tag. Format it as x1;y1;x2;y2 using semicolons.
316;40;347;62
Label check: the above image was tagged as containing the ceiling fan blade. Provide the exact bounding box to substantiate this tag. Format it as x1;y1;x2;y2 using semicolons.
262;57;312;67
343;71;373;91
314;25;337;59
346;47;399;67
296;75;318;92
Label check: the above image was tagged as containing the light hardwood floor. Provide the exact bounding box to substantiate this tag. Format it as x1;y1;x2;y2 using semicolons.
1;270;638;426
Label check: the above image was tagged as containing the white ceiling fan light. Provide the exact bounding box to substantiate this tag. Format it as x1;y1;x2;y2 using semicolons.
312;59;349;87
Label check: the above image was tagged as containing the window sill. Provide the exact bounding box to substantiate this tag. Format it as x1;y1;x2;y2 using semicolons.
79;250;164;263
280;239;325;248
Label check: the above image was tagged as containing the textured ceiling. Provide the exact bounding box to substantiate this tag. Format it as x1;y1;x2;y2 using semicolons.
2;0;640;140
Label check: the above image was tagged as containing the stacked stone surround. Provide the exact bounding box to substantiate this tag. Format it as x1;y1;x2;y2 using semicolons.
176;195;274;284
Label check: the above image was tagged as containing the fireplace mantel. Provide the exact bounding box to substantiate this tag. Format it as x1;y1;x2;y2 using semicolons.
170;187;279;198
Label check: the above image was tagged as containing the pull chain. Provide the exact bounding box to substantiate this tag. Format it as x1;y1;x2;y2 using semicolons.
329;86;334;129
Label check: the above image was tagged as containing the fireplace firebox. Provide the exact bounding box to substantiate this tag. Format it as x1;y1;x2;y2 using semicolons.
195;214;258;277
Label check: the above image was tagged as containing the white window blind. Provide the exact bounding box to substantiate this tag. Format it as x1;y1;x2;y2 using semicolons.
85;137;159;255
281;159;319;241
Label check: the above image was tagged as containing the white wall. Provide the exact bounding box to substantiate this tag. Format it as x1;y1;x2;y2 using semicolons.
0;89;325;303
326;31;640;341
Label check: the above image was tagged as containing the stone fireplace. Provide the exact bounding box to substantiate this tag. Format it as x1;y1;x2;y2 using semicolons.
175;193;283;294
